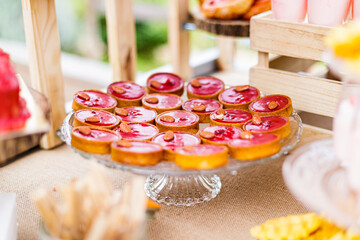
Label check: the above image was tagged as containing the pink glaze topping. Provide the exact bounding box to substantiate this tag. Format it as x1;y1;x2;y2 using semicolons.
219;86;259;105
107;81;145;100
187;76;224;95
147;72;184;92
156;111;199;126
114;123;158;141
75;109;119;126
73;128;119;142
210;109;252;123
244;116;289;132
176;144;227;155
114;141;162;153
229;133;279;147
143;94;182;109
117;107;157;123
75;90;117;109
201;126;242;143
249;95;290;113
152;132;200;151
183;99;222;113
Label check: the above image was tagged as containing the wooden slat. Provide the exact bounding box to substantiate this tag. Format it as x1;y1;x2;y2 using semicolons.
250;12;331;61
105;0;137;82
269;56;316;73
169;0;192;80
22;0;65;149
250;66;341;117
217;36;236;71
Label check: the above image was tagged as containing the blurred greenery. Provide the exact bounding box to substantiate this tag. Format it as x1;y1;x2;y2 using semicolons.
0;0;215;72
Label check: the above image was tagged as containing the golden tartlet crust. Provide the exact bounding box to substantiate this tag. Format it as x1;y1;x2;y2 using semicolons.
174;145;228;169
71;127;120;154
110;141;163;166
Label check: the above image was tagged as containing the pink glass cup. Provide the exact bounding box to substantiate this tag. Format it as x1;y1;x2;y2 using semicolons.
354;0;360;19
308;0;352;26
271;0;307;22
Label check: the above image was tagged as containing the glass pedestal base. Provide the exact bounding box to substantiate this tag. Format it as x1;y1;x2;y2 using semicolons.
145;175;221;207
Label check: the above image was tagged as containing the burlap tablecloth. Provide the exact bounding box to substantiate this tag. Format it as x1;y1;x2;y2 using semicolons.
0;125;331;240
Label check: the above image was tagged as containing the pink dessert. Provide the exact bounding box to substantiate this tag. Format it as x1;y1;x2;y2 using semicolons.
182;99;222;113
0;50;30;131
72;128;119;142
249;95;290;113
142;94;182;110
114;123;159;141
156;111;199;127
147;72;184;93
187;76;224;97
176;144;226;155
200;125;242;143
210;109;252;125
74;90;117;110
152;132;201;151
115;107;157;123
243;116;289;134
113;141;162;153
229;133;279;147
107;81;145;100
74;109;120;127
219;86;260;105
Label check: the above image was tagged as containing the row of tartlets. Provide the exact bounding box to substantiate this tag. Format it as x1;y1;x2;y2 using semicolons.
70;72;293;170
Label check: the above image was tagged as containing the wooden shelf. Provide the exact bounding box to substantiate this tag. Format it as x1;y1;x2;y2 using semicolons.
190;10;249;37
249;12;341;118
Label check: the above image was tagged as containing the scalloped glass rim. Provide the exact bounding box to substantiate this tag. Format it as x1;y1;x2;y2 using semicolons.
58;112;303;176
283;139;360;230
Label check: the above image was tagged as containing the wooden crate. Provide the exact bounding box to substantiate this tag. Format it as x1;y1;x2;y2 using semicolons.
249;12;342;118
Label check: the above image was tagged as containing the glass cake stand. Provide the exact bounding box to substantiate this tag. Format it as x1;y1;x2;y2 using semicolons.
283;139;360;230
59;112;302;206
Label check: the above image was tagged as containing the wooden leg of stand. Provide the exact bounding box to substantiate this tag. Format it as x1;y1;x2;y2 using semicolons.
169;0;192;80
105;0;137;82
22;0;65;149
217;36;236;71
258;51;269;68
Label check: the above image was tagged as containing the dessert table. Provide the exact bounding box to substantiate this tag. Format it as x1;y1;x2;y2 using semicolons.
0;124;331;240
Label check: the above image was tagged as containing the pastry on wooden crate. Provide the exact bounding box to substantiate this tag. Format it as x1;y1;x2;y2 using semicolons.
182;98;223;123
72;90;117;112
186;76;225;100
210;109;252;128
248;94;293;117
199;125;242;146
114;122;159;141
107;81;145;108
142;93;183;114
73;109;120;130
228;132;281;160
146;72;184;96
111;140;163;166
152;131;201;161
219;85;260;110
174;145;228;170
114;106;157;124
155;110;200;134
242;0;271;20
243;114;291;139
71;126;120;154
200;0;254;20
